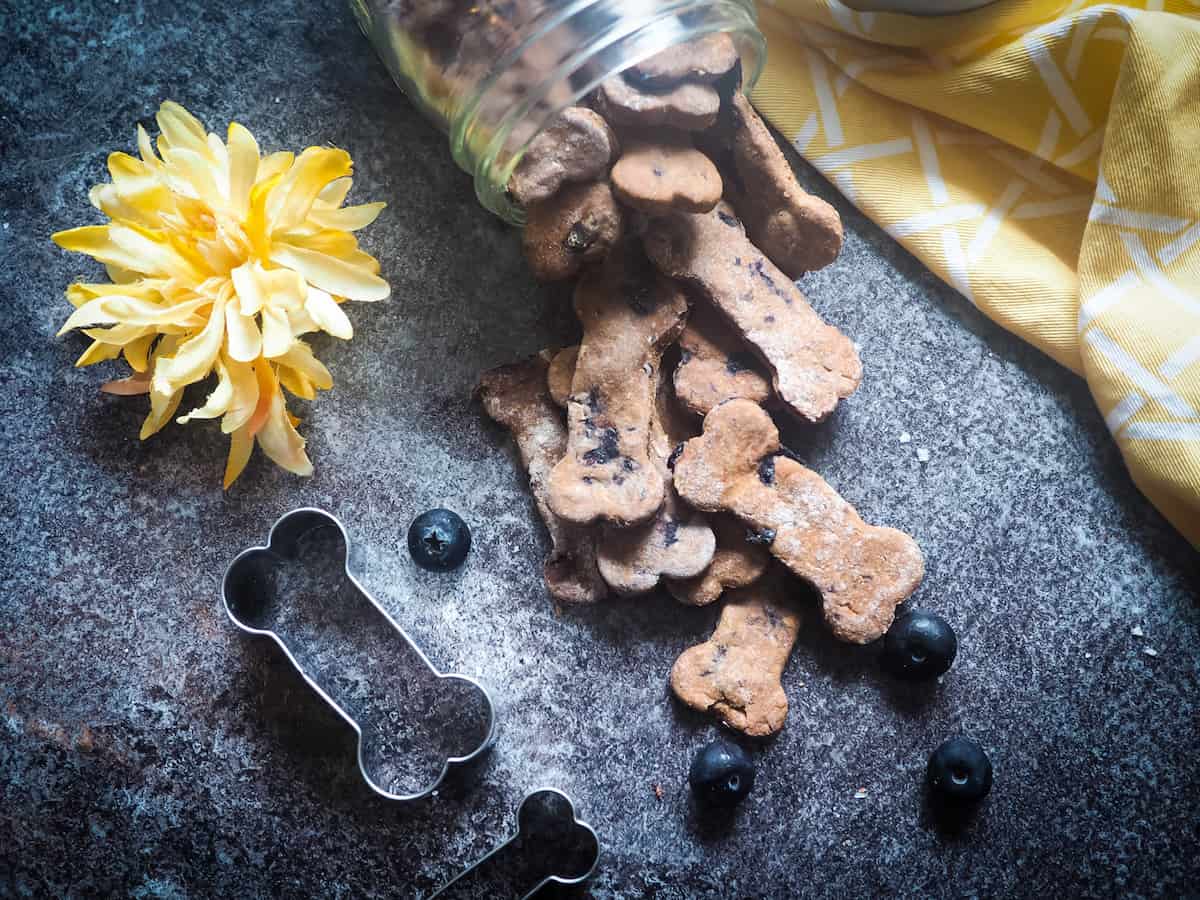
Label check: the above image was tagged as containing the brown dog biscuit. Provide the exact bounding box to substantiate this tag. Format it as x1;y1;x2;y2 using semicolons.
674;301;772;417
597;363;715;595
611;136;723;215
597;76;720;131
669;568;801;736
627;33;739;88
547;245;688;527
666;513;768;606
546;345;577;409
643;203;860;423
508;107;619;207
478;353;606;604
723;93;843;277
673;400;925;643
522;182;624;282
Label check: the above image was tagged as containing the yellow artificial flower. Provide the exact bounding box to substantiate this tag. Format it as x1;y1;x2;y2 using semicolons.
53;101;389;486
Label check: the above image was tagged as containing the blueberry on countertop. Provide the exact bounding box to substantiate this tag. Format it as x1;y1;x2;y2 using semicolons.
881;610;957;680
689;739;755;808
927;737;993;806
407;509;471;570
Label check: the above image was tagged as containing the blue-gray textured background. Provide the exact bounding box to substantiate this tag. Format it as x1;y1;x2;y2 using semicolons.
1;2;1197;897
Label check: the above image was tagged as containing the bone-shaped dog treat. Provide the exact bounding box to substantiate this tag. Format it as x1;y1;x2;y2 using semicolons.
546;344;577;409
478;354;606;604
666;513;769;607
643;202;861;423
670;568;802;736
522;181;623;282
611;134;723;215
596;360;715;595
508;107;619;207
703;92;844;278
673;400;925;643
674;301;773;417
626;33;739;88
547;244;688;526
597;75;720;131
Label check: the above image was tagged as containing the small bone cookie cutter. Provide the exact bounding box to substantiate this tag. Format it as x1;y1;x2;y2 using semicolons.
222;507;496;801
431;788;600;899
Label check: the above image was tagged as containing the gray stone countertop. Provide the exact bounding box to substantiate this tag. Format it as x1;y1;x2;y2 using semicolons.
1;2;1198;897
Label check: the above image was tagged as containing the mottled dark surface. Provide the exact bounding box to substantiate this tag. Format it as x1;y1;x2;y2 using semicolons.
1;2;1198;898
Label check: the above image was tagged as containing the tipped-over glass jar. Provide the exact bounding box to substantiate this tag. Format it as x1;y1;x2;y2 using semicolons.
349;0;765;222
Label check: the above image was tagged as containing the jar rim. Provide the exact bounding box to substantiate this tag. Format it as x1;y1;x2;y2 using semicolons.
448;0;765;224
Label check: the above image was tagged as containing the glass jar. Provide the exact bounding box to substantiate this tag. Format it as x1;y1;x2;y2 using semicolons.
349;0;765;223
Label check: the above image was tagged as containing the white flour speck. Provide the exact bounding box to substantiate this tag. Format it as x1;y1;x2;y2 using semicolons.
899;431;912;444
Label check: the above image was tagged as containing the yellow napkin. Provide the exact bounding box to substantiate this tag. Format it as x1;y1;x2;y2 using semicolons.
751;0;1200;546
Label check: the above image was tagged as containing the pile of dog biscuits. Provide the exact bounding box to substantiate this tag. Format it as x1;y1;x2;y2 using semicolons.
478;35;925;738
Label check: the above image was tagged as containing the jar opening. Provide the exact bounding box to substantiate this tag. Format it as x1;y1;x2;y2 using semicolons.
448;1;765;223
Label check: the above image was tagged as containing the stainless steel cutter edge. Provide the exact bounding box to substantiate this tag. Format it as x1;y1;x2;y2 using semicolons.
221;506;498;802
429;786;601;899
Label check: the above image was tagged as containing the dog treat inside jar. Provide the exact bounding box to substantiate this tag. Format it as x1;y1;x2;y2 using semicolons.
351;0;765;220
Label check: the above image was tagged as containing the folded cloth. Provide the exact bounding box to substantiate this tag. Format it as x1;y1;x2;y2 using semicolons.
751;0;1200;545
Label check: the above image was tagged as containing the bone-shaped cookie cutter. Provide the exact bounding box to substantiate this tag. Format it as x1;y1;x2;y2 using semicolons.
430;788;600;899
221;507;497;801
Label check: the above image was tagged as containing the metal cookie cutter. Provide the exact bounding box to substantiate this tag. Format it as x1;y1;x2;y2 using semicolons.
222;507;496;801
431;788;600;899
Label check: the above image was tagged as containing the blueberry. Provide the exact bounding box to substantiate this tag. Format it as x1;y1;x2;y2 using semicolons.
688;739;755;808
407;509;471;571
881;610;957;680
927;737;993;806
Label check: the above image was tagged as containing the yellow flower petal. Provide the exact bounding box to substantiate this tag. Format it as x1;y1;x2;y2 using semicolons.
288;306;319;336
121;333;155;372
140;385;184;439
137;124;162;168
107;152;171;216
226;122;260;217
223;423;255;488
317;176;353;207
224;301;262;362
53;224;195;281
260;304;293;358
305;287;353;339
220;357;259;434
278;340;333;391
271;147;354;233
162;147;225;211
277;366;315;400
256;151;294;183
82;323;153;346
279;229;359;258
231;261;265;315
270;243;389;302
243;173;282;257
261;267;307;310
177;357;234;423
89;182;146;225
256;384;313;476
76;340;123;367
156;100;209;155
152;298;225;393
67;280;163;307
57;295;208;336
307;201;385;232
